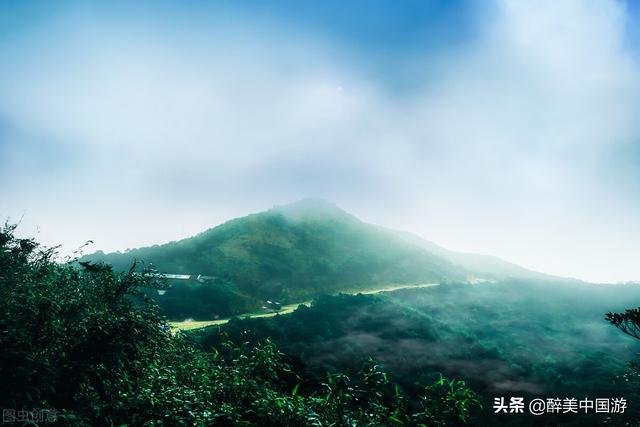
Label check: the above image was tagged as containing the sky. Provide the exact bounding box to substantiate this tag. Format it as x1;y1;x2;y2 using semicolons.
1;0;639;283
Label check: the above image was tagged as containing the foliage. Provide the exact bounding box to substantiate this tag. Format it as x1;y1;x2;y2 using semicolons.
607;308;640;340
0;223;480;426
607;306;640;412
143;278;262;320
413;375;481;427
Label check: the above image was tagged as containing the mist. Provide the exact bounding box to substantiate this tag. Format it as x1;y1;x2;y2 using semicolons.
1;0;639;283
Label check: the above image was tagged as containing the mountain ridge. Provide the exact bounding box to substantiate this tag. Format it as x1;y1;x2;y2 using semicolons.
82;199;572;319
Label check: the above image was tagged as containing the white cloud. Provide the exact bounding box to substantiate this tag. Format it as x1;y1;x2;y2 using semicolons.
1;0;639;283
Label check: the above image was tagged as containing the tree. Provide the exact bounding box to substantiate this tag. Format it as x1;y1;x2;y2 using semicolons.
607;308;640;389
607;308;640;340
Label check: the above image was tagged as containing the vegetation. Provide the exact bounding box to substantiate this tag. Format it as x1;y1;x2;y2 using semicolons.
0;223;481;425
607;307;640;392
5;199;640;425
81;200;469;319
608;308;640;340
197;281;640;425
141;278;262;320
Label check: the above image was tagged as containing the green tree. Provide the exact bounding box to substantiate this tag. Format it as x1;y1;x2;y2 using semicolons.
607;308;640;386
607;308;640;340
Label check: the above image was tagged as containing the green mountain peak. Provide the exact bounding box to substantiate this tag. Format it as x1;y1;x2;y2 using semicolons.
81;201;564;319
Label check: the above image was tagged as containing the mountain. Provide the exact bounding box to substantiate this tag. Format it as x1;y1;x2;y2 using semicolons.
82;199;562;319
386;228;565;282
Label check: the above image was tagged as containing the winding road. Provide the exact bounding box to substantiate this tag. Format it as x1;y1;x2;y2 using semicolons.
170;282;439;331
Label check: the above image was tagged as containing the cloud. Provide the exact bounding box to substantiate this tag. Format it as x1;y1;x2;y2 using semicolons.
368;0;640;283
0;0;639;282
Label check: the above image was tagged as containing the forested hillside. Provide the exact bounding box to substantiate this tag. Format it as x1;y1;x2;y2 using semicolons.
196;280;640;426
82;199;572;320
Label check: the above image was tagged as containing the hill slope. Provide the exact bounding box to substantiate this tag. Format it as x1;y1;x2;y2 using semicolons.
84;200;464;311
196;280;640;425
386;228;568;282
82;199;564;318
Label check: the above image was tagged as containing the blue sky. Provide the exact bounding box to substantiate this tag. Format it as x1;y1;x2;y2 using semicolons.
1;0;639;283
